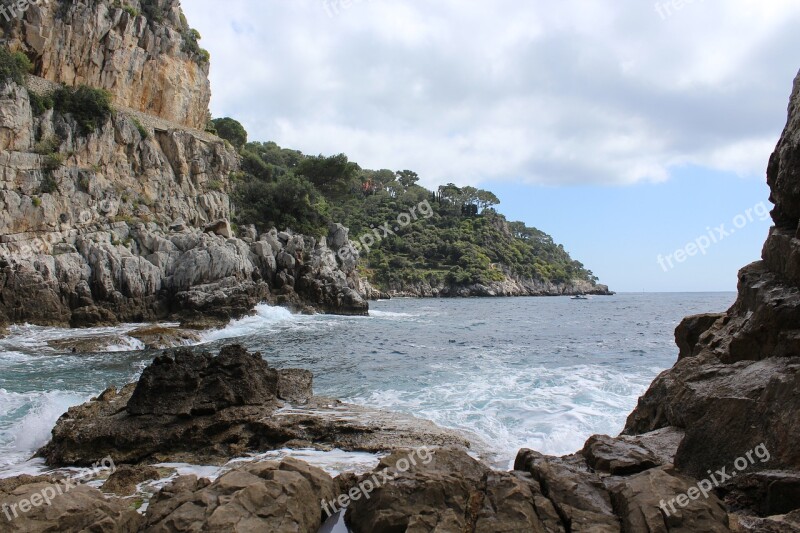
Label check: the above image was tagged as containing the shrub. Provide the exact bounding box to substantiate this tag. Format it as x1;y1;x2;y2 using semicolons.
179;25;210;64
42;152;64;172
32;196;41;207
40;175;58;194
140;0;166;23
34;136;60;155
13;52;33;75
29;91;54;116
53;85;113;135
0;47;32;86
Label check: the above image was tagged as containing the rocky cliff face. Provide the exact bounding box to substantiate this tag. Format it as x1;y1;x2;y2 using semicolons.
2;0;211;130
0;2;370;326
624;72;800;472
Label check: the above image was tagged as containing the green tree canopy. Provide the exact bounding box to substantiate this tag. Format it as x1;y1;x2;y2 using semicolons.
212;117;248;150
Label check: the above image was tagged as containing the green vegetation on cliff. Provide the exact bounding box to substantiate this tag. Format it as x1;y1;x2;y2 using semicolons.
218;119;599;289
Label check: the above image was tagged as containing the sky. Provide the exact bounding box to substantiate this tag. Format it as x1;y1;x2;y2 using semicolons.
181;0;800;292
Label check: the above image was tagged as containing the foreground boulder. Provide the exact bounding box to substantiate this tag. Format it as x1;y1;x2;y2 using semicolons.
0;475;142;532
143;458;338;533
345;448;566;533
38;345;470;466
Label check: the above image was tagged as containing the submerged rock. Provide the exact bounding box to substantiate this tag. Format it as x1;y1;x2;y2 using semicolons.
127;326;200;350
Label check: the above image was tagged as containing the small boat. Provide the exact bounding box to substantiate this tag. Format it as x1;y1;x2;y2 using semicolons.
571;295;589;300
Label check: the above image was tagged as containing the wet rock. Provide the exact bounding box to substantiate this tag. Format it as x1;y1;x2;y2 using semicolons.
47;335;132;353
515;449;621;532
583;434;660;475
277;368;313;404
128;326;200;350
126;345;278;417
102;465;161;497
676;313;725;360
607;467;730;532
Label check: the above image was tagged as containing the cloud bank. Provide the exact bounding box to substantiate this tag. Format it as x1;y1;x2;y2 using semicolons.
182;0;800;187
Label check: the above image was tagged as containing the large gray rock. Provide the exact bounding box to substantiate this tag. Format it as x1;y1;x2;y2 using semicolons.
622;69;800;522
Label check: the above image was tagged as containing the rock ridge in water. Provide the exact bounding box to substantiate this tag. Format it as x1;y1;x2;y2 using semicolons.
38;344;471;467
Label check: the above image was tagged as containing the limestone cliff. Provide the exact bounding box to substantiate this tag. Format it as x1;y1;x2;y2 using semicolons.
2;0;211;130
0;1;370;326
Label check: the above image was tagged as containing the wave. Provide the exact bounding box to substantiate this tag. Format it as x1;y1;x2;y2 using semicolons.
369;310;417;318
346;363;656;467
0;389;89;474
200;304;296;343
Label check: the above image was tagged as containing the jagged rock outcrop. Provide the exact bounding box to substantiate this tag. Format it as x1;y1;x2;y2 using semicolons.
617;70;800;528
38;345;471;466
346;448;564;533
0;0;372;325
3;0;211;130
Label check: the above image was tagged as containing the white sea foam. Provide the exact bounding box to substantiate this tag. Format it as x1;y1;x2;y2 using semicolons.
347;363;656;467
146;449;380;492
0;323;171;354
200;304;296;343
0;389;89;474
369;310;417;318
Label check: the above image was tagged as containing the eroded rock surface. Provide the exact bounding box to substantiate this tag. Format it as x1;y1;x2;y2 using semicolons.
143;459;338;533
619;69;800;526
0;474;142;532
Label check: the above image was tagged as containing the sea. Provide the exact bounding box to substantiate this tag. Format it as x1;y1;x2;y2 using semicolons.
0;292;735;478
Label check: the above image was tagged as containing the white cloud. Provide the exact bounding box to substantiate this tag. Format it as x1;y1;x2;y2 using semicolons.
182;0;800;187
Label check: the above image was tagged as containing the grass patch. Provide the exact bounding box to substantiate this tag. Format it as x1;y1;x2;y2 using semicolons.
131;117;149;139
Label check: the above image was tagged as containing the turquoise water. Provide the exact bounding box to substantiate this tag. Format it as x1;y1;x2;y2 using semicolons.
0;293;735;473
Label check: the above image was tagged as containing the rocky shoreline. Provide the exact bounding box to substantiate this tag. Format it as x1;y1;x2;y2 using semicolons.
383;277;613;298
